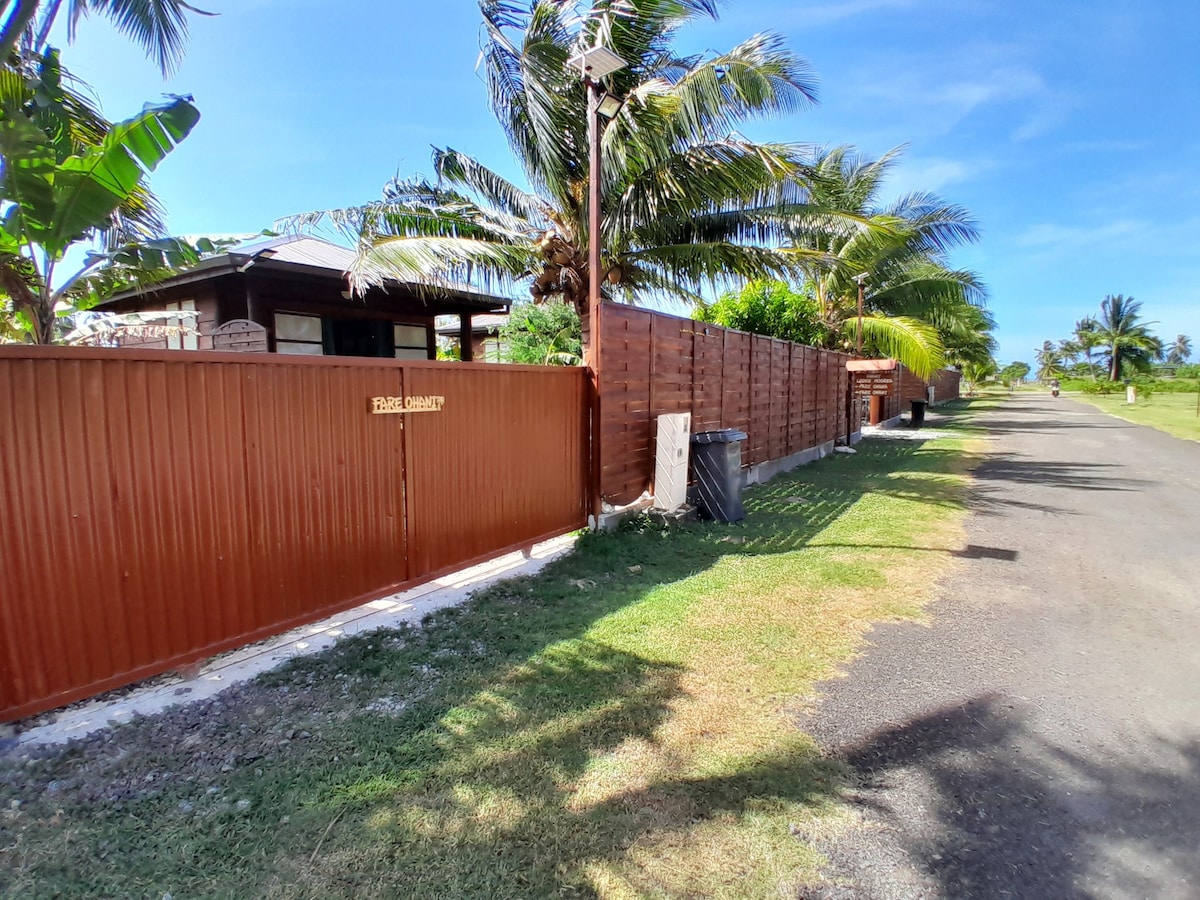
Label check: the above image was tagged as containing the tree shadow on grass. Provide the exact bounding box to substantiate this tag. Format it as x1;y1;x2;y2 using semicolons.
270;642;842;899
821;695;1200;898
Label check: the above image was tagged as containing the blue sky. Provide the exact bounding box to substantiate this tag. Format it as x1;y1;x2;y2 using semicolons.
54;0;1198;365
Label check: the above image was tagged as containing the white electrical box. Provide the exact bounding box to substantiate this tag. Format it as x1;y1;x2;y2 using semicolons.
653;412;691;510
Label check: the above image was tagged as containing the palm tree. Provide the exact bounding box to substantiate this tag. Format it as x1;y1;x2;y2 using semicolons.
1035;340;1066;382
1093;294;1161;380
961;357;997;396
0;0;211;75
999;360;1030;384
785;145;990;376
941;302;998;369
1166;334;1192;365
287;1;825;329
1073;316;1101;379
1058;338;1081;368
0;0;210;340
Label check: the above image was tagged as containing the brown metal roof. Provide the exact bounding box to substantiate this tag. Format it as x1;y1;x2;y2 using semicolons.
250;235;358;270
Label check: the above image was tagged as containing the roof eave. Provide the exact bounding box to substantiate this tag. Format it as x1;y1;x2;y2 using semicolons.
96;253;511;312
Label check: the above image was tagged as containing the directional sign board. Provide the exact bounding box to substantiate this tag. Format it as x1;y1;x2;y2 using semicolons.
846;358;898;397
853;373;896;396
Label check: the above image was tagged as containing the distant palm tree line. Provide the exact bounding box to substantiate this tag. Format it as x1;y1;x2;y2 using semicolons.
1038;294;1189;381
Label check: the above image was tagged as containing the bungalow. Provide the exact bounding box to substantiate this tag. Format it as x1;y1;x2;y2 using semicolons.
96;235;509;360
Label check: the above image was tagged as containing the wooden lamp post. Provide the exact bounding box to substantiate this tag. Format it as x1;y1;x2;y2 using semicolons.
852;272;869;357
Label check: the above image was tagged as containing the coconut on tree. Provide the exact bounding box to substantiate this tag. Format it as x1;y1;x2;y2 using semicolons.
286;1;833;343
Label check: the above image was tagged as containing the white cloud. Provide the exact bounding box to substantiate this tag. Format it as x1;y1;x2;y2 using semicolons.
712;0;924;29
846;64;1047;141
889;156;992;193
1012;220;1143;249
839;41;1074;145
793;0;921;26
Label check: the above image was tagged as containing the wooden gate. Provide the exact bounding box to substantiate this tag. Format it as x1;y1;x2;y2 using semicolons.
0;348;589;722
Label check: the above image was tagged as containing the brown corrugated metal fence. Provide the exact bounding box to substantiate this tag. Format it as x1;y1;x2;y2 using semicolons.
600;306;857;505
0;347;588;722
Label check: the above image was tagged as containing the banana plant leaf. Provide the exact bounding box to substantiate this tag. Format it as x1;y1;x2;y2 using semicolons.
0;95;199;260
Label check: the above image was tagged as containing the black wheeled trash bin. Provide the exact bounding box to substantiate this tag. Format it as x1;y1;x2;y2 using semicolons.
690;429;748;523
909;399;927;429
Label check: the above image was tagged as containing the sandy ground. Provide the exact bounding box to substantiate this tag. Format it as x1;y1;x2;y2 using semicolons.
802;394;1200;899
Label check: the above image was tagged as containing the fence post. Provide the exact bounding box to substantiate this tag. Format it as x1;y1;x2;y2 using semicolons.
719;328;727;429
589;302;604;525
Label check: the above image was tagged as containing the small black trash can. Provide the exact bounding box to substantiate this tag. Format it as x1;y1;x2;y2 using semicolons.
909;399;927;429
690;429;748;522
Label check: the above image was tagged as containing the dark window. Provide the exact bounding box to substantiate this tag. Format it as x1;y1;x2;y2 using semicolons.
324;318;394;358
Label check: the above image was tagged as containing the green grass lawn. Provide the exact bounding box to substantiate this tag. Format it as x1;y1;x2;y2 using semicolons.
0;404;989;898
1073;391;1200;442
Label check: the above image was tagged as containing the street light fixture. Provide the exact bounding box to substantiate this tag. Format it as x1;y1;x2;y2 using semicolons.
596;91;624;119
569;43;627;525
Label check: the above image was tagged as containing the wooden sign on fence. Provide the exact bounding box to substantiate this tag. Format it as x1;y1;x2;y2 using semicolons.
847;357;898;397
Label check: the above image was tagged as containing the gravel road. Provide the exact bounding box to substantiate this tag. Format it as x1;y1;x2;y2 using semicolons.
802;394;1200;899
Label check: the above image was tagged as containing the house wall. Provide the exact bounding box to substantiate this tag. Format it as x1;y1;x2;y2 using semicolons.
471;333;506;362
107;277;440;359
113;291;219;351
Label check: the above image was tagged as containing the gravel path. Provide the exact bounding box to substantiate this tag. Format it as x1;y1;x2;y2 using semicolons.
802;394;1200;899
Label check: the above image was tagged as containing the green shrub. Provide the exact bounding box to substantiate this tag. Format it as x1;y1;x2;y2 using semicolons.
696;280;831;346
1151;378;1200;393
499;301;582;366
